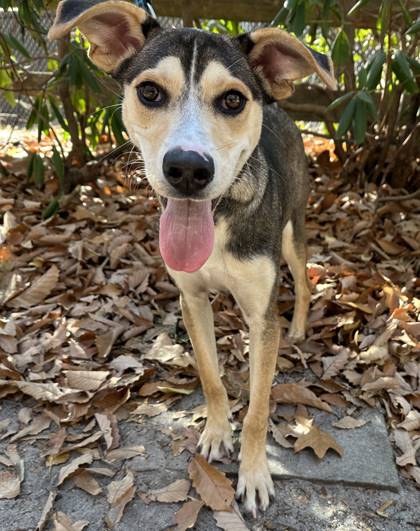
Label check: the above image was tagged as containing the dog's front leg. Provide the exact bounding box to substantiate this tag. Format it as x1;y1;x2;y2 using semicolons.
236;300;280;516
180;291;233;461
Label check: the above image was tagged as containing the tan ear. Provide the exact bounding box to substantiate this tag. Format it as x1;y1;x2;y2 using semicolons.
237;28;337;100
48;0;159;73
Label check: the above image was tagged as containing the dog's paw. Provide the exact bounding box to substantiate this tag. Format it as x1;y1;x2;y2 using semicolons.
236;456;274;517
198;417;233;462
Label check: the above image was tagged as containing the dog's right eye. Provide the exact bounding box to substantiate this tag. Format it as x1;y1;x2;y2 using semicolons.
137;82;166;107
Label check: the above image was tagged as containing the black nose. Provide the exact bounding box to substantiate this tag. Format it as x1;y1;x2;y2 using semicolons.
163;148;214;195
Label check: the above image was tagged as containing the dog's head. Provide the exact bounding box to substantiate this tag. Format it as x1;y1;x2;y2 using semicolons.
49;0;335;272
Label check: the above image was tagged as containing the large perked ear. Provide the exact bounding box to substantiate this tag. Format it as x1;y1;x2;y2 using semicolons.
237;28;336;100
48;0;159;73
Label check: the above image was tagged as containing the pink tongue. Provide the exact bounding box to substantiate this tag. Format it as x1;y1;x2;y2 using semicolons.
159;198;214;273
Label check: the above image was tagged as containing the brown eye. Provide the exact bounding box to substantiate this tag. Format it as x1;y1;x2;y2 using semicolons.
217;90;246;115
137;82;166;107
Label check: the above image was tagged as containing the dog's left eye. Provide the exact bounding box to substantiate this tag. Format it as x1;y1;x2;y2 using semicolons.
217;90;247;115
137;82;166;107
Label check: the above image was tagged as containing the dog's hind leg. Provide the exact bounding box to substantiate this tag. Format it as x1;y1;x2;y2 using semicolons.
282;218;311;343
180;291;233;461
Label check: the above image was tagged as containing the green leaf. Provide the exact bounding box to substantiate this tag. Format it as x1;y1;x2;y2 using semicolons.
358;66;368;88
271;7;288;27
28;154;45;187
377;0;392;35
357;91;377;119
52;147;65;190
332;29;352;66
353;99;368;145
392;51;418;93
4;33;31;59
289;1;306;36
407;56;420;76
347;0;371;17
326;91;354;112
366;50;386;90
110;108;126;146
336;97;357;138
48;97;69;132
406;19;420;35
397;0;413;26
42;198;60;220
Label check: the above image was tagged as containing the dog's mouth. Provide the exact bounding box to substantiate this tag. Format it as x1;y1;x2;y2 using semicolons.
159;198;214;273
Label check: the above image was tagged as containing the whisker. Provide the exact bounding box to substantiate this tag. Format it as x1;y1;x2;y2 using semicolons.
98;140;132;162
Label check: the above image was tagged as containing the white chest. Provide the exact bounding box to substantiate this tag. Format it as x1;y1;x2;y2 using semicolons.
167;219;275;310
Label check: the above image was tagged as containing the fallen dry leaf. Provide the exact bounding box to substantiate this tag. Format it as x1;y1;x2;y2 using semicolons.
214;503;249;530
73;470;102;496
65;371;109;392
8;265;59;308
106;470;136;528
294;425;344;459
173;499;204;531
376;499;395;517
322;348;350;379
36;491;56;531
188;454;234;511
57;453;93;486
52;511;88;531
0;470;21;499
332;416;368;429
269;420;294;449
105;445;145;462
271;383;332;413
146;479;190;503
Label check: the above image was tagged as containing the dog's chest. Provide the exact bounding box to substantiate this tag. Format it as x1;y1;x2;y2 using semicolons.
168;219;276;303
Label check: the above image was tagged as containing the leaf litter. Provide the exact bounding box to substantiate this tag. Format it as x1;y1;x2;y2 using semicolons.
0;139;419;526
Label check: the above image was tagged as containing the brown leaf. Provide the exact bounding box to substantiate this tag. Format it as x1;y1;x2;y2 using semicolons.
214;503;249;530
294;425;343;459
105;445;145;462
73;470;102;495
362;377;400;393
394;429;416;466
10;414;51;442
332;416;368;429
64;371;109;392
188;454;234;511
57;453;93;486
95;327;124;359
0;379;89;403
36;491;57;531
173;499;204;531
95;413;115;450
407;466;420;485
106;470;136;528
322;348;349;379
107;470;135;505
52;511;88;531
271;383;332;413
147;479;190;503
376;238;405;256
144;333;194;368
8;265;59;308
359;321;398;364
269;420;294;449
0;470;21;499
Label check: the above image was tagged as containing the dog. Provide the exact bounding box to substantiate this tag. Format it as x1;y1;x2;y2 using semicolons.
49;0;336;515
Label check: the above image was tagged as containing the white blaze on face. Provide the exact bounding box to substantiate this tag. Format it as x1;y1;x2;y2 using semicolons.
122;54;263;200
